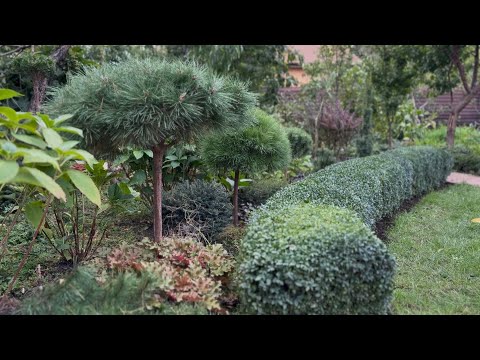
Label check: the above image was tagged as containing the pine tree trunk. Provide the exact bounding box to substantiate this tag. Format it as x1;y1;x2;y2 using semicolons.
28;72;48;113
233;169;240;226
28;45;71;113
152;143;166;242
388;118;393;149
446;111;458;149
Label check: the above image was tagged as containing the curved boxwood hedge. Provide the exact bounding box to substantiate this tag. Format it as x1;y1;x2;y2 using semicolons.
239;204;395;314
239;146;453;314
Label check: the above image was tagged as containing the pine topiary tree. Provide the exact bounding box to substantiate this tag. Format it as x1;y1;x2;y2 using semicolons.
199;108;291;226
285;126;313;158
45;58;257;242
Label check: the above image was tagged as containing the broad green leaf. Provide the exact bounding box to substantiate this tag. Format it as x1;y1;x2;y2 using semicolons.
1;141;17;153
129;170;146;185
19;148;60;171
42;128;63;148
16;112;37;122
53;114;73;126
0;89;22;101
37;114;54;127
42;228;54;240
25;200;45;229
56;176;75;208
144;150;153;158
64;149;97;168
66;169;101;207
58;140;80;151
0;160;19;183
0;106;18;122
113;153;130;166
133;150;144;159
170;161;180;169
22;167;66;201
11;133;47;149
54;126;83;137
165;155;178;161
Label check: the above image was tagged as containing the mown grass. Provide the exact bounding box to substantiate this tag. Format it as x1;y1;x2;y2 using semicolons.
387;184;480;314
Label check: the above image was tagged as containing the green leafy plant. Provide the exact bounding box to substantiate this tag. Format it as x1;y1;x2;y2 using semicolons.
21;236;235;314
0;88;100;293
199;108;291;226
41;161;129;266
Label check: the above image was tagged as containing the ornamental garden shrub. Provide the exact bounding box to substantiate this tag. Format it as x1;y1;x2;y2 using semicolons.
239;204;395;314
239;146;453;314
199;108;291;226
416;125;480;174
162;180;232;240
285;127;313;159
239;177;287;207
46;58;256;242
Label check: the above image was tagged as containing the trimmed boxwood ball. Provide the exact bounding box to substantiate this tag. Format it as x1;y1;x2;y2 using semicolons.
163;180;232;240
239;203;396;314
285;127;313;158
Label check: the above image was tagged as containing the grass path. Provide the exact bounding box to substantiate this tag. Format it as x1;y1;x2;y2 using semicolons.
387;184;480;314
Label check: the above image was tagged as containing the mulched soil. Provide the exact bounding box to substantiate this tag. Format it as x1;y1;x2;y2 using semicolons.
374;183;452;242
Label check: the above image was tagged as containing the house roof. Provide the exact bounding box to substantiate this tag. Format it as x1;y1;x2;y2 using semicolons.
288;45;321;64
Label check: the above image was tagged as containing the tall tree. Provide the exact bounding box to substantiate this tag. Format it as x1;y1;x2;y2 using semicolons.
199;109;291;226
166;45;298;106
46;58;256;242
368;45;418;149
415;45;480;148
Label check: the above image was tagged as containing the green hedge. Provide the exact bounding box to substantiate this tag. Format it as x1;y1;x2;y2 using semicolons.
239;146;453;314
239;204;395;314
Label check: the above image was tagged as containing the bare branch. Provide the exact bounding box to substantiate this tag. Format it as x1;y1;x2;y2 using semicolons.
471;45;479;90
450;45;471;93
0;45;31;56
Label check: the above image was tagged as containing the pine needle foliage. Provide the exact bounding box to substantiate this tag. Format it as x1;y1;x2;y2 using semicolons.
199;108;291;174
45;58;257;156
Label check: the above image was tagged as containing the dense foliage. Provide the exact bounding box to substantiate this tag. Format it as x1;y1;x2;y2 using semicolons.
239;204;395;314
22;237;234;314
239;146;453;314
285;127;313;158
162;180;232;240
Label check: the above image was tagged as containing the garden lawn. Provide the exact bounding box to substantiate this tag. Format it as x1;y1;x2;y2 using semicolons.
388;184;480;314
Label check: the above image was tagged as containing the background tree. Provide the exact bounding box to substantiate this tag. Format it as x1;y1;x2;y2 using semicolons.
166;45;300;106
413;45;480;148
199;109;291;226
46;58;257;242
368;45;418;149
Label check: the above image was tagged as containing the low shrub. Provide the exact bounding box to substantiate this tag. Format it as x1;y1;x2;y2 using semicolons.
239;146;453;314
313;148;336;171
216;225;246;256
285;127;313;159
162;180;232;240
239;204;395;314
22;237;234;314
239;178;287;206
416;125;480;174
449;146;480;174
